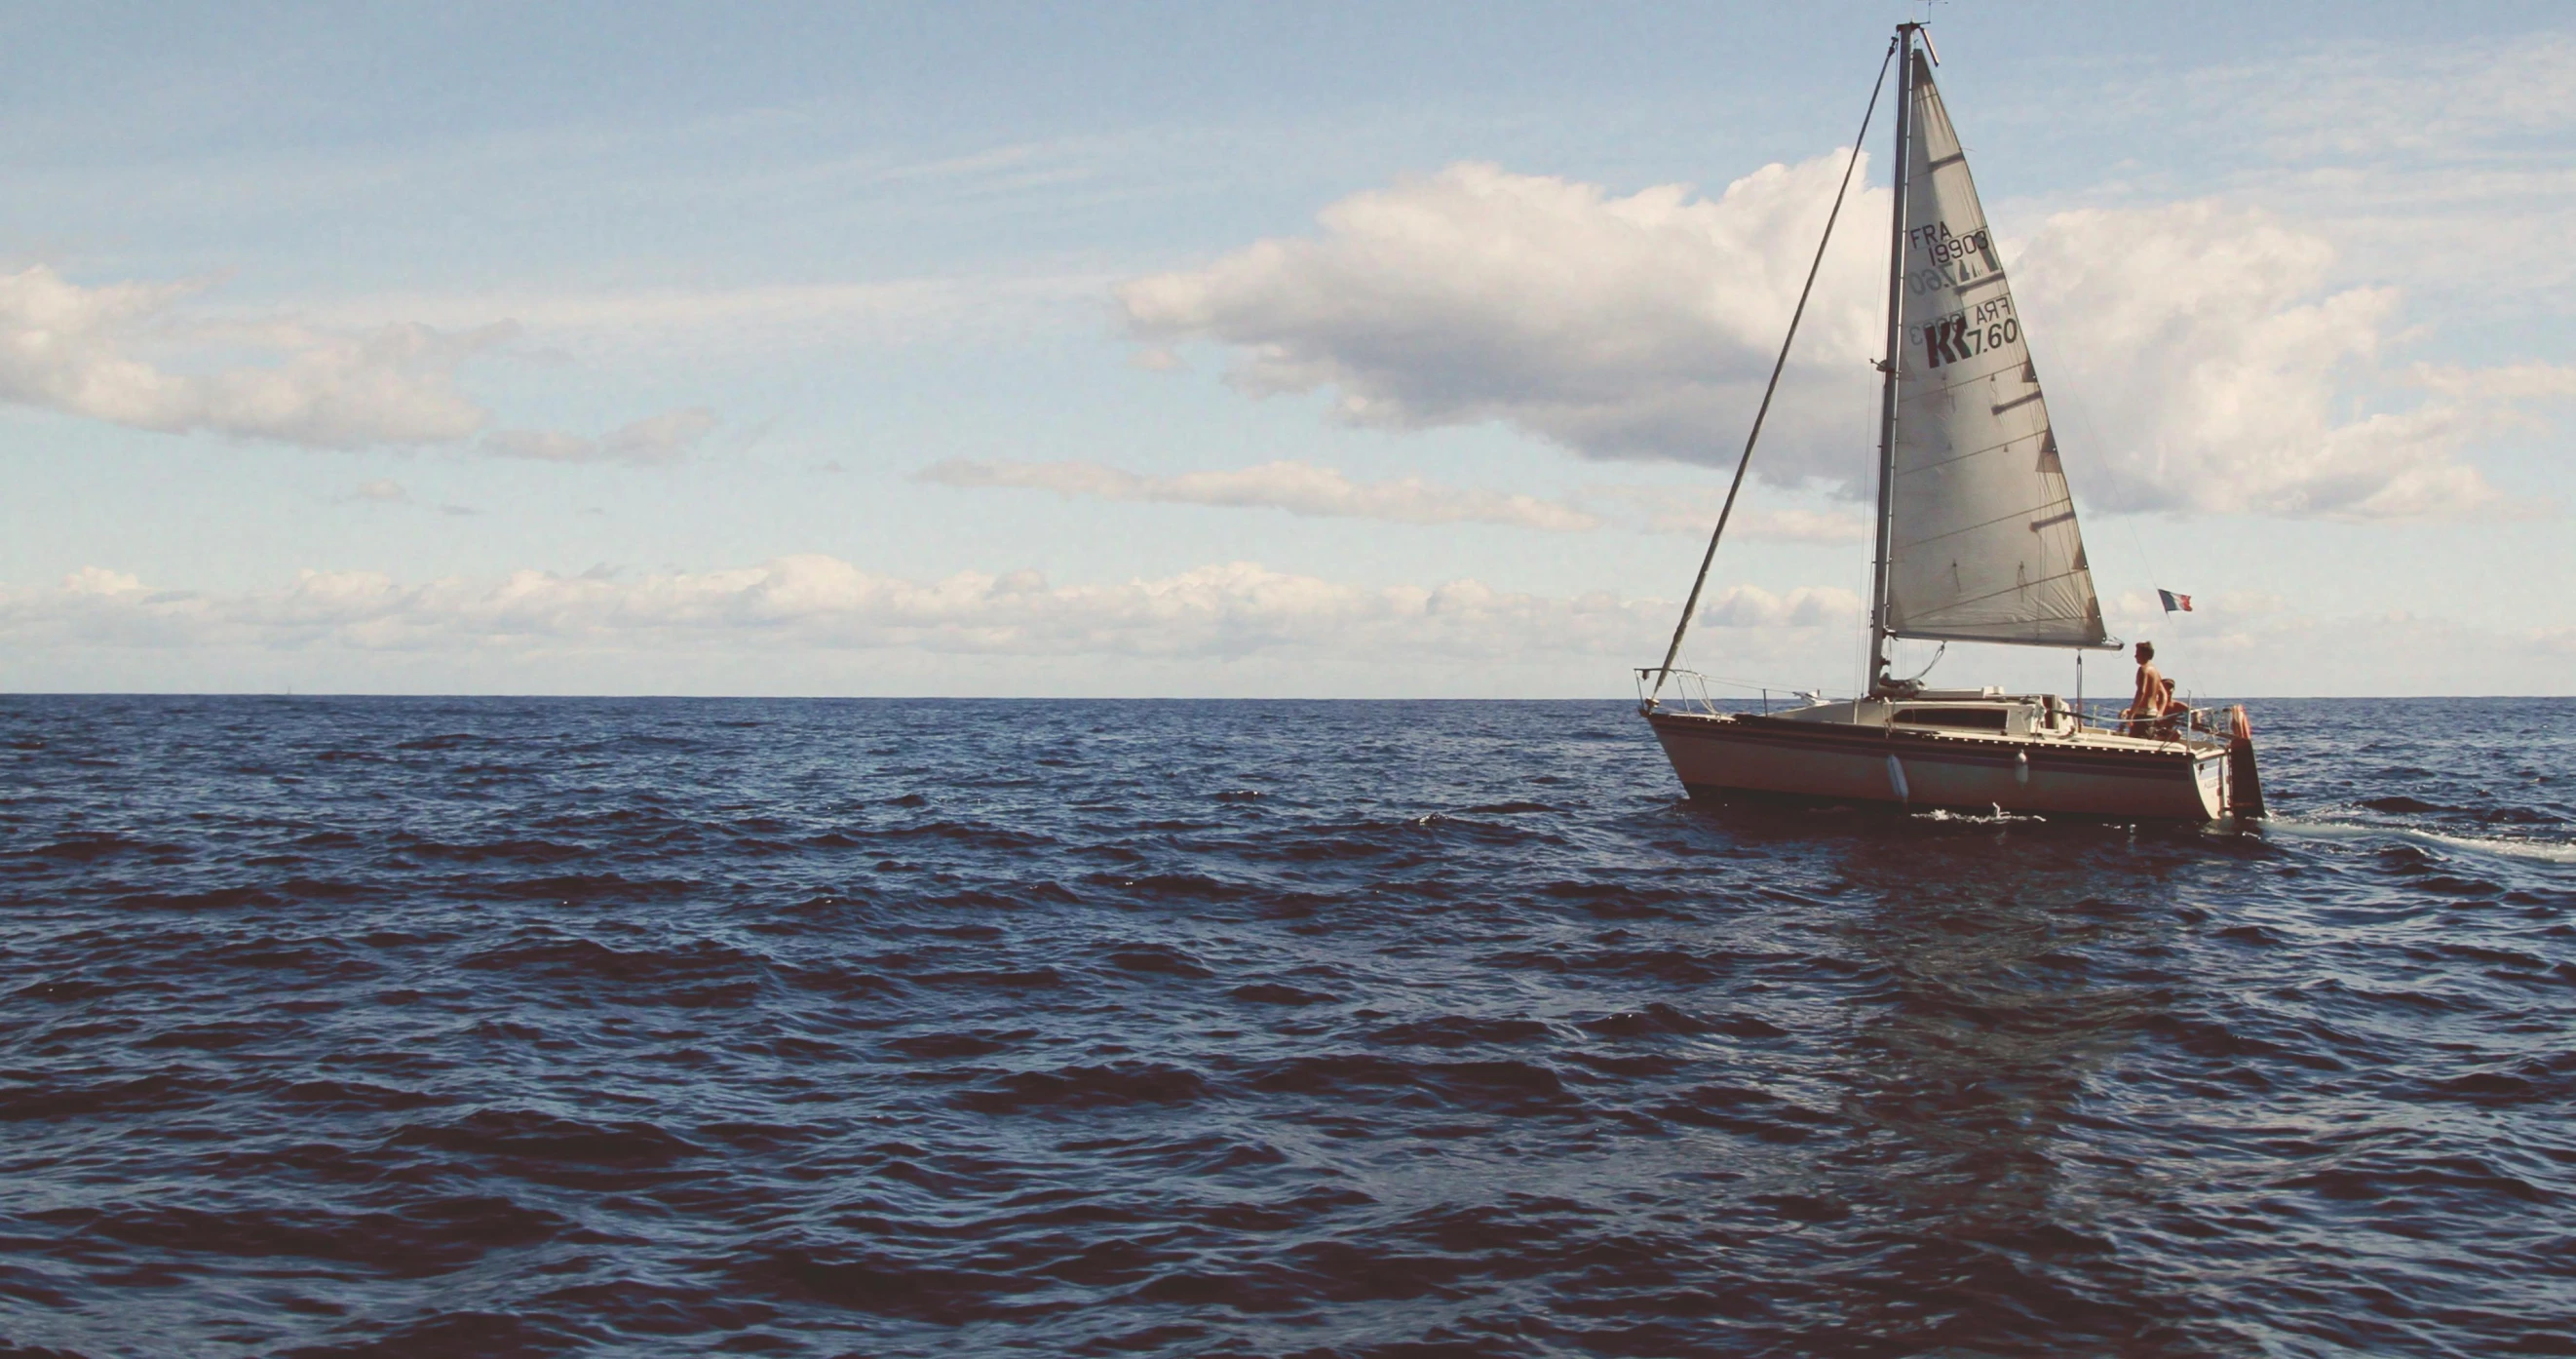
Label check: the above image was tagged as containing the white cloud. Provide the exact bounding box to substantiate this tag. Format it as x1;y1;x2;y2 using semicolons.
0;265;729;464
2011;201;2501;519
14;561;2563;697
1120;157;1886;472
0;556;1854;664
0;265;508;447
918;457;1603;531
1121;161;2532;521
482;408;718;467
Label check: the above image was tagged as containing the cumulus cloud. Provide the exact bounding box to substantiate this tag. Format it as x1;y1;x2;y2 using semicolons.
0;265;508;447
0;265;721;464
2011;201;2499;518
1121;161;2529;520
918;457;1603;531
22;560;2557;696
1120;157;1885;471
0;557;1852;663
481;408;719;467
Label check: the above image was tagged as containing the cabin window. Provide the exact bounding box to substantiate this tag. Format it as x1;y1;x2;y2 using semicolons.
1891;707;2009;731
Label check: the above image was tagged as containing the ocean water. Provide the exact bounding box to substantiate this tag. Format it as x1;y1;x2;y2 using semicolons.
0;695;2569;1358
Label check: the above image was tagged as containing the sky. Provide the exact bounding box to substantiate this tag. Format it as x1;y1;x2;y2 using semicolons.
3;0;2570;698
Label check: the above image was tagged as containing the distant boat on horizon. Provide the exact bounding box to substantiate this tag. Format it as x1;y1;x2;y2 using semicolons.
1638;22;2262;823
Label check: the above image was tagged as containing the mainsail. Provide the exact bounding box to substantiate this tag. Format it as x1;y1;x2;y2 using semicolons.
1881;52;2107;648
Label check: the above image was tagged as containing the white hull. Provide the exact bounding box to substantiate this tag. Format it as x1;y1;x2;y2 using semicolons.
1646;705;2235;821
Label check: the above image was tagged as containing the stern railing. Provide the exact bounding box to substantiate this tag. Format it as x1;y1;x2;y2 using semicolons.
2071;698;2243;751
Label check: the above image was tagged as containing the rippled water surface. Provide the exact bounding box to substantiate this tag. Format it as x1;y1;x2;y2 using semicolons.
2;695;2570;1357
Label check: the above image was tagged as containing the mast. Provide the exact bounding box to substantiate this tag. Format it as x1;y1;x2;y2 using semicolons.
1865;24;1917;695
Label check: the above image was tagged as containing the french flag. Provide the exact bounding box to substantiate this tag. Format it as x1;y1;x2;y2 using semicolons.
2159;589;2194;613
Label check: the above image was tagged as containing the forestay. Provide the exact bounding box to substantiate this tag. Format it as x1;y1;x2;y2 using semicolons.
1884;52;2108;648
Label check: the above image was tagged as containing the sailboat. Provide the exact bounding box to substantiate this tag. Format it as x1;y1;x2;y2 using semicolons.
1638;23;2261;822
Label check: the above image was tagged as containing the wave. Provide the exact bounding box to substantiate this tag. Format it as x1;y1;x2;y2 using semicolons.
8;693;2570;1357
950;1062;1210;1114
2271;815;2576;864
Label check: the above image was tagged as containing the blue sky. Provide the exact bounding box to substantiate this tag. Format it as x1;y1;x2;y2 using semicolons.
4;1;2570;696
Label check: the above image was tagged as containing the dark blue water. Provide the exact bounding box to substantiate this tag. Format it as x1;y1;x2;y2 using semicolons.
1;696;2569;1357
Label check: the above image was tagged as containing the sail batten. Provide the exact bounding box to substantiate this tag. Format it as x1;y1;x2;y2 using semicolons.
1879;50;2109;651
1896;504;2084;551
1909;570;2100;610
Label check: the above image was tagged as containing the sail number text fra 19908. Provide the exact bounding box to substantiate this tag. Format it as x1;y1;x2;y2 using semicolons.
1905;220;1989;263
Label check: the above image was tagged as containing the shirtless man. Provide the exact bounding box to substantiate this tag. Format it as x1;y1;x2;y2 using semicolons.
2129;641;2166;735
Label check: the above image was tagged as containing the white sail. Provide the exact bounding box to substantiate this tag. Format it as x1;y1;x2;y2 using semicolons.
1883;53;2107;648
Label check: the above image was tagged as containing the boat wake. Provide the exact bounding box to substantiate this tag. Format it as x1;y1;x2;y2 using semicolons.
2272;815;2576;864
1912;803;2047;826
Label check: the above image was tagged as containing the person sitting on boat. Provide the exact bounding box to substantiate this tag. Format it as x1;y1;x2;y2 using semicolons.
2127;641;2166;736
2152;676;2186;739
